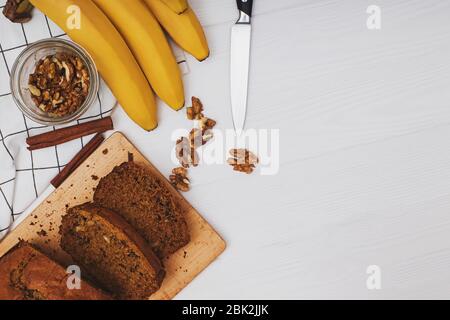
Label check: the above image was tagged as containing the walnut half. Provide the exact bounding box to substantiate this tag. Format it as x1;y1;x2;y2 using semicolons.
186;96;204;120
228;148;259;174
176;136;199;168
170;167;190;192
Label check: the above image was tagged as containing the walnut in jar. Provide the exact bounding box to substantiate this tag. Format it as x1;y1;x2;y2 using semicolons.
28;53;90;118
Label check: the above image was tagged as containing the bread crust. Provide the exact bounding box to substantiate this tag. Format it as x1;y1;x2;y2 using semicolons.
94;161;190;258
0;241;110;300
60;204;165;299
79;204;165;282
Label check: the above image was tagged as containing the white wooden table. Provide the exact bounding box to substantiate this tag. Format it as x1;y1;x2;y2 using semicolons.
114;0;450;299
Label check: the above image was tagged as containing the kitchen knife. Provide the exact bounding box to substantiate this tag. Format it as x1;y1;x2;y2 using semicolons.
231;0;253;134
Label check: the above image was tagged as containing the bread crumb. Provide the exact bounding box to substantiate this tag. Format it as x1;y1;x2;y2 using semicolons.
37;229;47;237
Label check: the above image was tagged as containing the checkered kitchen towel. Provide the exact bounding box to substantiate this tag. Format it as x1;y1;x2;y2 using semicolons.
0;1;188;238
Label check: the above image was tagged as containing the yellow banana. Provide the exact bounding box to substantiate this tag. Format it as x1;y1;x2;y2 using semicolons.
30;0;157;131
93;0;185;110
143;0;209;61
160;0;188;14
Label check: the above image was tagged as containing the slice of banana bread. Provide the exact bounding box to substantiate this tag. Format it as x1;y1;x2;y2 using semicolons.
0;241;110;300
60;204;165;300
93;160;190;258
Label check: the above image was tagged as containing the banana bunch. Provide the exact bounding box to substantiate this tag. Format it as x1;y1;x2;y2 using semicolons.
30;0;209;130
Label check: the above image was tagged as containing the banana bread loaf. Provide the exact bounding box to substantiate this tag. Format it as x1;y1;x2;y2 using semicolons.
60;203;165;300
0;242;110;300
93;160;190;258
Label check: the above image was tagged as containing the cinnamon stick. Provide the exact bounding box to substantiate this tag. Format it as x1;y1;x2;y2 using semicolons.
27;117;113;151
51;133;104;188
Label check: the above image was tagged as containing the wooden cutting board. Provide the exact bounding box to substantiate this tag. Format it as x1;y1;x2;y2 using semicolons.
0;132;226;300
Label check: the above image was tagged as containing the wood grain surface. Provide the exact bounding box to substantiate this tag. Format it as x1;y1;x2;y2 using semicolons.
2;0;450;299
110;0;450;299
0;132;226;300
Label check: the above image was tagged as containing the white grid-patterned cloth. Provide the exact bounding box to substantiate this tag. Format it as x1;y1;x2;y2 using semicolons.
0;1;188;238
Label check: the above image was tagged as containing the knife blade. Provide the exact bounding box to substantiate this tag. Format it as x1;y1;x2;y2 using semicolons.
231;0;254;134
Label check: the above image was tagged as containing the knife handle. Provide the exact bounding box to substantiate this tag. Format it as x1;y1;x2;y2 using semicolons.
236;0;253;18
